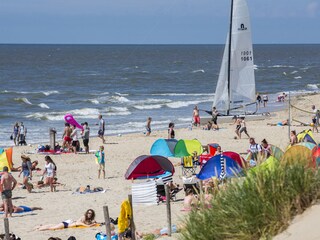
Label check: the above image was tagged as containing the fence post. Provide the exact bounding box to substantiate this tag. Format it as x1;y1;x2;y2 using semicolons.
128;194;136;240
4;218;10;240
165;184;172;236
103;206;112;240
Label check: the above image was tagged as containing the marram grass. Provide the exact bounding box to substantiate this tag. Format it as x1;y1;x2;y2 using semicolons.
180;159;320;240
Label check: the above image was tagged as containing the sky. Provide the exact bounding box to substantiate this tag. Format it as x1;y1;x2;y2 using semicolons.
0;0;319;44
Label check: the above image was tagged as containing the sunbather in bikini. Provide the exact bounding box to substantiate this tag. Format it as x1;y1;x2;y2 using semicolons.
0;203;42;213
34;209;98;231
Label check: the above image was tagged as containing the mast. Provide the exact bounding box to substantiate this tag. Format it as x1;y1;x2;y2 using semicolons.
226;0;234;115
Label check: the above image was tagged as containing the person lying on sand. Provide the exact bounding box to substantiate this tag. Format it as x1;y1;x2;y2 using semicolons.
267;119;288;126
34;209;98;231
0;203;42;213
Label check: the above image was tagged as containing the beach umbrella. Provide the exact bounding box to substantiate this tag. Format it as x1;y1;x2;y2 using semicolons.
150;139;178;157
197;155;242;180
124;155;175;180
174;139;203;157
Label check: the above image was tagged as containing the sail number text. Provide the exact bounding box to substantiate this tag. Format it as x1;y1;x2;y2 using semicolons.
240;51;253;62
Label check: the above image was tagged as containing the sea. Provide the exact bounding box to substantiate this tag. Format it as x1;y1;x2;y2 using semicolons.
0;44;319;148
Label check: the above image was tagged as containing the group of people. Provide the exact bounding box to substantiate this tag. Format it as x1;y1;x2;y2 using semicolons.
233;116;250;139
11;122;27;146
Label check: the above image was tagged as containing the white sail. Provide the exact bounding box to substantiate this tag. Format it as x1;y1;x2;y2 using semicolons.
213;0;256;114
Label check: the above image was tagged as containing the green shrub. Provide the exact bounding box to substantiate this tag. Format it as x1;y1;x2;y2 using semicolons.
180;160;320;240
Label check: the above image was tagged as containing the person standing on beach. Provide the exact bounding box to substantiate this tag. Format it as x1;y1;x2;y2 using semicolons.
18;155;33;193
262;95;268;108
95;146;105;179
168;122;175;139
193;106;200;127
248;138;262;162
311;105;319;133
211;107;219;130
232;116;241;139
70;125;80;154
256;93;262;107
62;123;72;151
145;117;152;136
42;155;57;192
81;122;90;154
1;166;17;218
97;115;106;144
18;122;27;145
11;122;20;146
239;118;250;139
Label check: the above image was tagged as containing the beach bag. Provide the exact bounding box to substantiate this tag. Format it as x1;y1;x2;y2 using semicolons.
95;232;118;240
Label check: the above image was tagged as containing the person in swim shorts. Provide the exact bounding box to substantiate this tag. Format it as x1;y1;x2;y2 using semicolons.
0;203;42;213
1;166;17;218
97;114;106;144
232;116;241;139
193;105;200;127
35;209;97;231
62;123;72;150
81;122;90;154
145;117;152;136
95;146;105;179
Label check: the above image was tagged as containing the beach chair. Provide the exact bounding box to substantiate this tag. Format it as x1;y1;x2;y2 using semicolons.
156;175;182;203
181;156;197;176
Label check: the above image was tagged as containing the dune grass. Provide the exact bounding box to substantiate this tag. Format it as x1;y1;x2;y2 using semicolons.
180;160;320;240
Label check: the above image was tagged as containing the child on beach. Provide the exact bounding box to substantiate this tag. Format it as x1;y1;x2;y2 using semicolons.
18;155;33;193
95;146;105;179
168;122;175;139
42;155;57;192
81;122;90;154
146;117;152;136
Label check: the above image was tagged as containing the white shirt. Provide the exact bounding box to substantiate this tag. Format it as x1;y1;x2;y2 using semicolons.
71;129;79;141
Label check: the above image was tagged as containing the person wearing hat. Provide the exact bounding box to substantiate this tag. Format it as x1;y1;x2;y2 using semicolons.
18;155;33;193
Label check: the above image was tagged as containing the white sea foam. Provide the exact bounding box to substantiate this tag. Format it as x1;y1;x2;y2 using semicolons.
166;100;203;108
115;92;129;96
290;70;298;74
15;97;32;105
294;76;302;79
110;95;130;103
150;93;212;96
192;69;205;73
38;103;50;109
69;108;101;117
106;107;129;112
106;111;131;116
269;65;295;68
42;90;59;96
89;99;100;104
307;84;319;90
134;104;163;110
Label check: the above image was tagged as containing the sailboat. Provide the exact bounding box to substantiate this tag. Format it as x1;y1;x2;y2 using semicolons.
214;0;255;115
201;0;269;123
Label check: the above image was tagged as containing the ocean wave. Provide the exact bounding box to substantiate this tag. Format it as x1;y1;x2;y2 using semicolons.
14;97;32;105
294;76;302;79
88;99;100;104
106;106;129;112
41;90;59;96
106;111;131;116
269;65;295;68
115;92;129;96
69;108;101;117
38;103;50;109
134;104;163;110
307;84;319;90
166;100;204;109
150;93;213;96
290;70;298;74
192;69;205;73
110;95;130;103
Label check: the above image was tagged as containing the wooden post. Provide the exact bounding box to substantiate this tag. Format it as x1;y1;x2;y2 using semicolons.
128;194;136;240
103;206;112;240
165;184;172;236
4;218;10;240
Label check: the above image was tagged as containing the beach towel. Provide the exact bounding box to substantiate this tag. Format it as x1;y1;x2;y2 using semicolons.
73;186;106;194
118;200;132;234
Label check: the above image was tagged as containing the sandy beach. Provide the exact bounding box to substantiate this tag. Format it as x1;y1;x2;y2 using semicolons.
1;93;319;240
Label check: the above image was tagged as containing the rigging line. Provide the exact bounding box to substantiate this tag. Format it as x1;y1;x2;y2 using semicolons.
290;104;314;114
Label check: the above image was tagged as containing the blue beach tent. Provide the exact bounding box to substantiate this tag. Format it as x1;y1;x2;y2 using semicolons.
197;155;242;180
150;139;178;157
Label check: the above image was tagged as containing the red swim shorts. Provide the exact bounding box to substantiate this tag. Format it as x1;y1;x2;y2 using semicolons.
64;136;72;142
194;116;200;124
